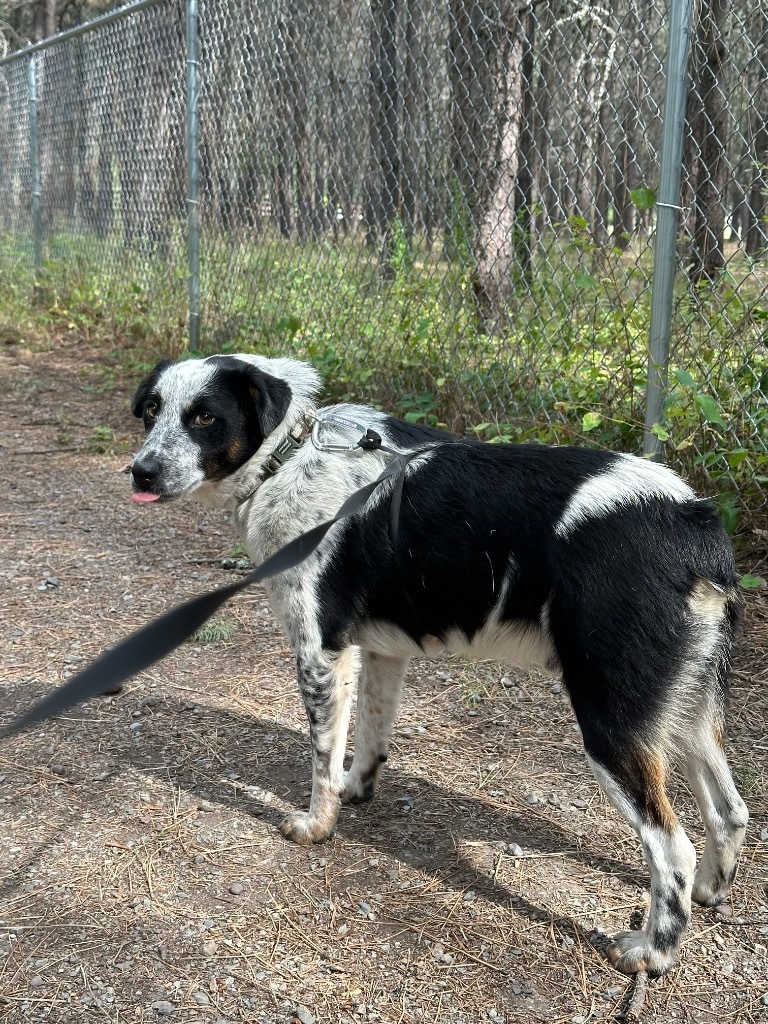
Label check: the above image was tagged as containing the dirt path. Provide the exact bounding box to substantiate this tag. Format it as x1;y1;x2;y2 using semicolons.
0;340;766;1023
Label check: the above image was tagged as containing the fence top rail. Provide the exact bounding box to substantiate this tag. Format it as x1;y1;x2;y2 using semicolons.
0;0;166;68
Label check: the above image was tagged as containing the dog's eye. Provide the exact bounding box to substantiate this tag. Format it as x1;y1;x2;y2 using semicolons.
145;403;158;421
194;411;215;427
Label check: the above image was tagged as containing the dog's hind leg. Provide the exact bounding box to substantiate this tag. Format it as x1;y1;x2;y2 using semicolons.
342;652;409;805
681;715;748;907
280;646;358;846
585;743;696;976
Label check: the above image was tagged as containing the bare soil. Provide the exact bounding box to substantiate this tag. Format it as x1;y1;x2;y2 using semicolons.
0;339;766;1024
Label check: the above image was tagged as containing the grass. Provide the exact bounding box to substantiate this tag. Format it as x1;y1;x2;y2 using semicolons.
1;221;767;526
191;615;239;644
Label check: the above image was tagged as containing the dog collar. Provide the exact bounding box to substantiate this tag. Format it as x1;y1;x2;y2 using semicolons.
235;420;313;507
261;421;313;478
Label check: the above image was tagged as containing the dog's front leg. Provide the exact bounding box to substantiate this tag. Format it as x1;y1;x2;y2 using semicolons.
280;646;359;845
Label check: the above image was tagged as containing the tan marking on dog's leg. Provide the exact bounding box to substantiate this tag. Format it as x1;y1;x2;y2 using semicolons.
633;746;678;833
587;752;695;976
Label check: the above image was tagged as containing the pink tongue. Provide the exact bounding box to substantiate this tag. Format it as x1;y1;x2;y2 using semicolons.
131;492;160;503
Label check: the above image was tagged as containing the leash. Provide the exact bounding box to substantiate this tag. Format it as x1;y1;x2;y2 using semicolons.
1;430;422;739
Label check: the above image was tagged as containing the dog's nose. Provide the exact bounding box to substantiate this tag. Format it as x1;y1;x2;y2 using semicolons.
132;454;161;487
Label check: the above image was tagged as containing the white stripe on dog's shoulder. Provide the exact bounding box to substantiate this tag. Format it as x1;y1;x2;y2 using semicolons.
555;453;695;537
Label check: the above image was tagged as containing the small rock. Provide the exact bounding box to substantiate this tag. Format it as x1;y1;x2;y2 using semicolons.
463;890;476;902
29;976;44;987
714;903;733;919
198;800;216;812
760;993;768;1006
202;940;217;956
571;799;588;809
296;1006;315;1024
49;764;65;776
151;1001;176;1015
228;882;244;895
549;682;562;694
130;722;144;732
45;577;59;587
191;991;210;1005
193;854;206;865
500;676;514;688
508;843;523;857
525;793;540;805
220;558;236;570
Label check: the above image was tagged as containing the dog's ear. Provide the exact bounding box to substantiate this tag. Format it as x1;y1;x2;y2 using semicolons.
242;366;293;438
131;360;173;417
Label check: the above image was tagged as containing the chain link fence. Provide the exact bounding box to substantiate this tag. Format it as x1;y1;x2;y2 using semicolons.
0;0;766;518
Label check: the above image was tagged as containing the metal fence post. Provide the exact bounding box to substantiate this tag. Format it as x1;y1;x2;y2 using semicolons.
643;0;695;459
27;54;43;282
186;0;201;349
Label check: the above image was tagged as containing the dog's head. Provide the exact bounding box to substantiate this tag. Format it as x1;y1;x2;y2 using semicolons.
130;354;321;506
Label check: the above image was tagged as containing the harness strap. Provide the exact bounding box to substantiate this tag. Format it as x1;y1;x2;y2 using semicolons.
1;439;422;739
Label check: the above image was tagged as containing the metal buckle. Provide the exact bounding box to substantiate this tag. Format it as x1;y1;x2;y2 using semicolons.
310;415;371;453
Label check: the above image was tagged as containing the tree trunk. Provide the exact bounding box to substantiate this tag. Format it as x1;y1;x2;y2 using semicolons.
368;0;400;273
594;100;611;244
31;0;56;42
515;5;536;283
612;10;645;250
285;8;314;243
401;0;426;240
449;0;524;324
745;7;768;258
686;0;729;284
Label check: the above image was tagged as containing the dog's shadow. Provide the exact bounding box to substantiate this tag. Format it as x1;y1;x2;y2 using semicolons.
1;695;649;985
120;700;645;956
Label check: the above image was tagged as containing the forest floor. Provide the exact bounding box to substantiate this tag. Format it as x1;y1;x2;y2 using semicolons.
0;336;766;1024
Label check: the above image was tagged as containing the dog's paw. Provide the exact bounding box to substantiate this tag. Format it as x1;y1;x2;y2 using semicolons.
279;810;334;846
692;866;733;908
340;770;377;805
606;931;676;977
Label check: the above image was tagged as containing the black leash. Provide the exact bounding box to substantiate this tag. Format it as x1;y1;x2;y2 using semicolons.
1;432;421;739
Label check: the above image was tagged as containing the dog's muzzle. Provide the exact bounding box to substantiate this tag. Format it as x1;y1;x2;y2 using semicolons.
131;454;162;503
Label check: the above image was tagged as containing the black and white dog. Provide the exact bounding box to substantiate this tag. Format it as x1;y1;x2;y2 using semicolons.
130;353;748;976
